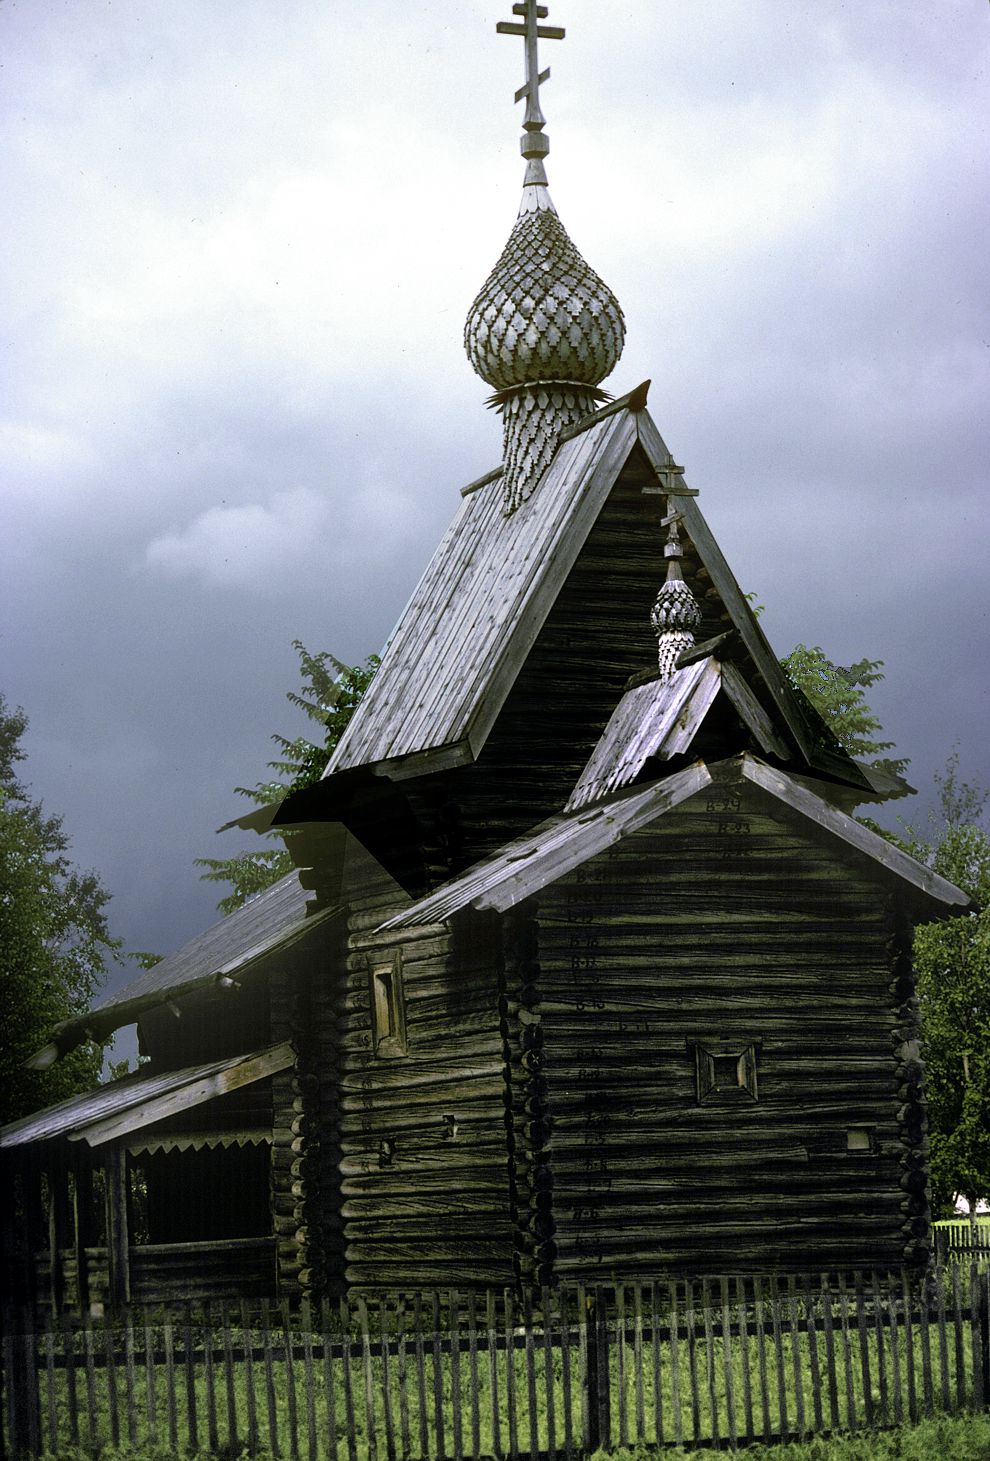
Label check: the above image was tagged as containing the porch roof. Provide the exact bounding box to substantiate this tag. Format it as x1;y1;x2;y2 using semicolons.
0;1042;294;1151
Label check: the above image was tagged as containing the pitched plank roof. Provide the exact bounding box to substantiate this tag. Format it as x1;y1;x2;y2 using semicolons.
28;873;341;1065
380;755;968;931
327;405;638;774
1;1042;293;1149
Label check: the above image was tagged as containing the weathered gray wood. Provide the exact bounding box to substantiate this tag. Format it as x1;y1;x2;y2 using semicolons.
356;1298;377;1461
503;1288;519;1459
721;661;790;759
720;1276;737;1449
836;1276;856;1428
951;1262;966;1408
754;1281;771;1444
736;1277;753;1443
203;1302;219;1457
787;1276;805;1435
261;1299;281;1460
802;1274;823;1432
886;1273;902;1426
123;1308;139;1452
450;1291;464;1461
105;1147;130;1308
769;1276;788;1436
485;1291;501;1460
701;1278;719;1447
241;1299;259;1458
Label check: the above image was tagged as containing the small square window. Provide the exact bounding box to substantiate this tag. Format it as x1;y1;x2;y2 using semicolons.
846;1127;873;1153
371;953;406;1058
691;1041;759;1104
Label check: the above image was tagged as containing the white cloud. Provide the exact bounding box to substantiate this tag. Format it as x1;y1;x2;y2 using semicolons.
145;487;333;589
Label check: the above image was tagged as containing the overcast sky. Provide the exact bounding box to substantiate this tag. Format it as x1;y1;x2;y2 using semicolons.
2;0;988;1037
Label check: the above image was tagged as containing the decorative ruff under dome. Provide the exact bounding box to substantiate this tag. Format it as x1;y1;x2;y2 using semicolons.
464;3;625;514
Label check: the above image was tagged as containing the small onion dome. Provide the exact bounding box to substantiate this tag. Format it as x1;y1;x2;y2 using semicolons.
464;187;625;393
651;563;703;682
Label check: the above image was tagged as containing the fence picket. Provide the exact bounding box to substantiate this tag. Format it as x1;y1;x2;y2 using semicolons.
786;1276;805;1437
261;1299;281;1460
378;1299;396;1461
736;1276;753;1444
357;1297;377;1461
901;1270;917;1423
542;1285;557;1461
818;1273;839;1432
467;1291;481;1461
204;1303;220;1456
9;1260;990;1461
485;1291;501;1460
886;1273;902;1427
320;1299;339;1461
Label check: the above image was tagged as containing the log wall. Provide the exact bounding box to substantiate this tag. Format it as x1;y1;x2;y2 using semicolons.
532;789;927;1280
337;880;513;1291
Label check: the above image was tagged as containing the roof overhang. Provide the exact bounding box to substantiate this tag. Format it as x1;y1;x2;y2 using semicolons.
1;1042;294;1151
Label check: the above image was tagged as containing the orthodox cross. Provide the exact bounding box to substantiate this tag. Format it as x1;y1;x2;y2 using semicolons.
496;2;565;140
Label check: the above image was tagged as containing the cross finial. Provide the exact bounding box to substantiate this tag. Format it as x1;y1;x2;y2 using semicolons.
496;2;565;167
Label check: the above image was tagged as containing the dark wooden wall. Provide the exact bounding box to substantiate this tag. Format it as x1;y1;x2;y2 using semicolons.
527;789;928;1280
335;874;513;1291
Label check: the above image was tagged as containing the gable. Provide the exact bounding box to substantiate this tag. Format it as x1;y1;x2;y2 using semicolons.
381;755;968;930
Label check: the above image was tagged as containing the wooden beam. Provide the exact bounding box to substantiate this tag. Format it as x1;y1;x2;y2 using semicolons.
73;1161;94;1314
105;1146;130;1308
371;739;475;781
721;663;791;760
557;380;651;443
46;1150;70;1315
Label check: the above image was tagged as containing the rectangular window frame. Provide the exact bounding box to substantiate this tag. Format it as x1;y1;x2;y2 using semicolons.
370;951;407;1059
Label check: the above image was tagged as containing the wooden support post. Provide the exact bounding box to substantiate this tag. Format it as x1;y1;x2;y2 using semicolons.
3;1304;41;1459
104;1147;130;1309
584;1286;610;1452
73;1163;95;1314
47;1152;70;1316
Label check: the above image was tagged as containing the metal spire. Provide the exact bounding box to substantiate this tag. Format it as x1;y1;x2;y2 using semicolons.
496;2;565;182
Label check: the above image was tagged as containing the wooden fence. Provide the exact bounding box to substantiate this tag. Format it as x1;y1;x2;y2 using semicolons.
3;1262;989;1459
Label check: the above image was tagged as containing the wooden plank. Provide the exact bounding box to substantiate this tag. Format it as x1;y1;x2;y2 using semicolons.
787;1276;805;1435
836;1275;856;1428
617;1284;629;1450
542;1287;557;1461
182;1304;198;1456
854;1274;873;1427
951;1262;966;1409
431;1292;445;1461
82;1311;99;1452
504;1288;518;1460
123;1308;139;1452
395;1298;409;1461
736;1277;753;1444
467;1292;481;1461
221;1302;239;1459
802;1274;823;1432
43;1311;58;1455
701;1278;719;1447
261;1299;282;1460
450;1291;464;1461
412;1293;429;1460
162;1308;178;1453
485;1291;502;1461
338;1296;358;1461
769;1275;788;1437
105;1147;130;1308
281;1299;301;1461
204;1303;220;1457
633;1283;645;1444
523;1287;539;1459
685;1279;701;1445
357;1298;377;1461
754;1279;771;1444
241;1299;260;1459
377;1300;396;1461
61;1311;80;1449
668;1280;683;1447
650;1282;664;1447
559;1286;575;1460
301;1303;318;1461
901;1269;918;1424
577;1284;591;1453
918;1272;934;1414
720;1276;737;1450
887;1273;903;1427
935;1267;951;1411
970;1263;985;1411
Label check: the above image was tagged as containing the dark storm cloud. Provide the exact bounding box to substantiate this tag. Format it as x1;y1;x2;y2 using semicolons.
1;1;987;1046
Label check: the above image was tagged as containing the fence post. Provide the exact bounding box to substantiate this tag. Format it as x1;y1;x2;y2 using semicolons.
3;1306;41;1458
584;1287;611;1452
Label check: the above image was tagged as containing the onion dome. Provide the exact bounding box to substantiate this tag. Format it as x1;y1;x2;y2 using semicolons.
651;507;702;681
465;3;625;514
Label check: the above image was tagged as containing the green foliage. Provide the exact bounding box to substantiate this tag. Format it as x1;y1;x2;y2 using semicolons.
0;694;122;1124
780;643;909;777
197;643;378;914
900;754;990;1221
594;1411;990;1459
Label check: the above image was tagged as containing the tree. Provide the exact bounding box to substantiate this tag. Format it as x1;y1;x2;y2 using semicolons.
900;755;990;1233
0;695;122;1125
781;643;909;777
197;643;378;914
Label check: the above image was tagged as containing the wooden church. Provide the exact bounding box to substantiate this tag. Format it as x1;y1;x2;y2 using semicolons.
1;4;969;1312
